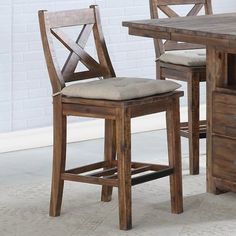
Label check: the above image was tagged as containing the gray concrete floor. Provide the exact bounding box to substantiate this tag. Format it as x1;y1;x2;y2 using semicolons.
0;129;206;187
1;129;220;236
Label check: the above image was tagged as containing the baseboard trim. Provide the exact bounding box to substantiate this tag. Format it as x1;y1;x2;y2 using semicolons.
0;105;206;153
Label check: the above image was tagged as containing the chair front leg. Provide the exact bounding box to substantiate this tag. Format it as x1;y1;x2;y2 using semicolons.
50;97;67;217
166;98;183;214
101;119;116;202
117;108;132;230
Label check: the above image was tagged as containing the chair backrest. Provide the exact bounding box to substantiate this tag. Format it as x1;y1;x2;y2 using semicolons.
149;0;213;57
38;5;116;94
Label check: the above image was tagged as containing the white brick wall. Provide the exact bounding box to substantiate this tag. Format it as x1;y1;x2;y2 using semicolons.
0;1;12;132
0;0;236;132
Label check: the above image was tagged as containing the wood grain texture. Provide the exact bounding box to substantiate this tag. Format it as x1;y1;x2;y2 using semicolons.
187;73;200;175
148;0;212;52
39;5;184;230
46;8;95;28
213;92;236;138
206;47;227;194
61;24;94;82
101;120;116;202
49;96;67;217
123;10;236;194
147;0;211;175
166;97;183;213
212;135;236;182
123;13;236;48
117;107;132;230
158;0;205;5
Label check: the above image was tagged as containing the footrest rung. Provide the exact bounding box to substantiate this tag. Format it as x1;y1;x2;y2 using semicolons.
63;161;172;188
131;167;174;186
65;161;108;174
61;173;118;187
90;167;117;177
104;165;151;179
180;120;207;139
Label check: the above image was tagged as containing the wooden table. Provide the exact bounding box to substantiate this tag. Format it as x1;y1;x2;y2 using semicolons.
123;13;236;194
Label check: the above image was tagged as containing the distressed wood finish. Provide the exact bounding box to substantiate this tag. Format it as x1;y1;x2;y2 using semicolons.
123;14;236;49
166;97;183;213
206;47;226;194
101;120;116;202
117;107;132;230
49;95;67;217
212;135;236;182
148;0;213;175
39;5;184;230
123;12;236;195
212;92;236;137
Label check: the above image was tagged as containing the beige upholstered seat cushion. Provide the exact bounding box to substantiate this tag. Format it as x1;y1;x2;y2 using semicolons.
158;49;206;66
61;77;181;101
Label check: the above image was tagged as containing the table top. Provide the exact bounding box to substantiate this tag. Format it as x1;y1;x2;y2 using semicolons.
123;12;236;48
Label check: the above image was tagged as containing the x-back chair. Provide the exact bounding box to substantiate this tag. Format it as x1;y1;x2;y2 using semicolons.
38;5;183;230
149;0;213;175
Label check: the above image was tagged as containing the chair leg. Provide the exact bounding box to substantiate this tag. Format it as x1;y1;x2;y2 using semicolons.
166;98;183;214
117;108;132;230
187;76;200;175
156;60;165;80
49;97;67;217
101;119;116;202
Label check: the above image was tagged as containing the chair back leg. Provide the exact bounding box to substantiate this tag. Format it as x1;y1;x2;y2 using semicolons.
101;120;117;202
188;75;200;175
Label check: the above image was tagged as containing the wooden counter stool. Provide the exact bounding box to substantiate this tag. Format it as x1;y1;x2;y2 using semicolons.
38;5;183;230
149;0;213;175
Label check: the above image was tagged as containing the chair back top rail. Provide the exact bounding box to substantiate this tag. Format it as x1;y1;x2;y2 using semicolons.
157;0;206;6
149;0;213;56
45;8;95;28
38;5;115;94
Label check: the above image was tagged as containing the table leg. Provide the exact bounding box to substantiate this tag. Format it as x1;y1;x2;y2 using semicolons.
206;46;228;194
